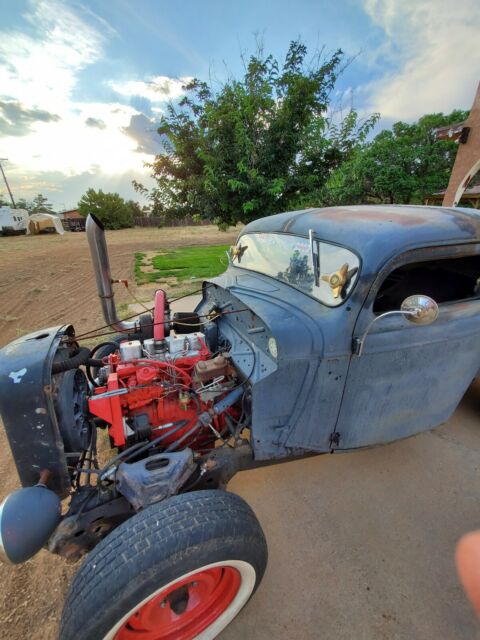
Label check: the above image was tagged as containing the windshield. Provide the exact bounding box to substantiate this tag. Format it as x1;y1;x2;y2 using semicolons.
232;233;360;306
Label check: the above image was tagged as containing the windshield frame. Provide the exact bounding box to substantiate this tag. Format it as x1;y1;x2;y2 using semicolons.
232;231;362;308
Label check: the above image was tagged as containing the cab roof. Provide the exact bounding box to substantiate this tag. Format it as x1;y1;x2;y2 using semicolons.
240;205;480;270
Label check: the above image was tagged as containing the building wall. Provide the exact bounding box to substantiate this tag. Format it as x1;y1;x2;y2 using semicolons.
443;83;480;207
62;210;83;220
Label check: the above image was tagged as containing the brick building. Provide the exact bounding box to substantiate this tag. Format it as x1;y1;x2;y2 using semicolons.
58;209;85;231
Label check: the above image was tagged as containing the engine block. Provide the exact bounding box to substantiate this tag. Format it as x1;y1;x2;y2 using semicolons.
88;331;232;450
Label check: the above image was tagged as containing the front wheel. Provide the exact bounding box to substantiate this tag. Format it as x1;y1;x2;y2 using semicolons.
60;491;268;640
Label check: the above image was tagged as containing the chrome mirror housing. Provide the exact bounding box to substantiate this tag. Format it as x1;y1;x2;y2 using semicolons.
355;294;439;356
400;294;439;325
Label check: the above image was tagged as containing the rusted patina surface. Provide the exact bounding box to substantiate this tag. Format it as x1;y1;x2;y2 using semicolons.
242;204;480;275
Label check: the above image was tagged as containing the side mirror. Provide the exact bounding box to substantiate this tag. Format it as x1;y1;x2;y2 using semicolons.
355;294;439;356
401;294;439;325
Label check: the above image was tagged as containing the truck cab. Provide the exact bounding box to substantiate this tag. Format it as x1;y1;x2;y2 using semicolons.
198;205;480;456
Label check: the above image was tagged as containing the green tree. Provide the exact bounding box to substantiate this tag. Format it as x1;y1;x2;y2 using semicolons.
324;110;469;205
78;189;134;229
126;200;145;218
15;198;34;212
138;41;375;226
31;193;55;213
0;193;9;206
289;109;379;208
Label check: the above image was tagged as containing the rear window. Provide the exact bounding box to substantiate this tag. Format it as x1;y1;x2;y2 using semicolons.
232;232;360;307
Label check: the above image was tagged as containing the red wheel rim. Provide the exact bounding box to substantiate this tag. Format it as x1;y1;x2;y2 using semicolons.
115;566;241;640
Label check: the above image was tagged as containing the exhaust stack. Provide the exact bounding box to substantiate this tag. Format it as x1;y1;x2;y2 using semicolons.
86;213;138;333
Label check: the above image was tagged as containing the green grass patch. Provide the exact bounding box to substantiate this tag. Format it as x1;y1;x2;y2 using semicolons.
134;245;230;286
134;252;147;284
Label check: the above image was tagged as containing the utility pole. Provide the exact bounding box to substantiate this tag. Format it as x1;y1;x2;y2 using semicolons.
0;158;16;208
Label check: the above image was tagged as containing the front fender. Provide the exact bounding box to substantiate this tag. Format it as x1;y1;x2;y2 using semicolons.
0;325;74;498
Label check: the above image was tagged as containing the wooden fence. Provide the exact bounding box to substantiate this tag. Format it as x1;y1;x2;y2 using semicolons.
134;216;210;228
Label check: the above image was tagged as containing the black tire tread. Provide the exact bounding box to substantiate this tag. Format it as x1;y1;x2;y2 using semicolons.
60;490;267;640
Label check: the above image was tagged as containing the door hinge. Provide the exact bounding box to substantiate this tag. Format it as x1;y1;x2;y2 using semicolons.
351;337;361;355
329;431;341;449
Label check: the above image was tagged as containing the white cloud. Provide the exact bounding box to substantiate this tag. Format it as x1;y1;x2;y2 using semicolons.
9;168;157;211
2;102;151;176
361;0;480;121
110;76;193;103
0;0;103;112
0;1;170;206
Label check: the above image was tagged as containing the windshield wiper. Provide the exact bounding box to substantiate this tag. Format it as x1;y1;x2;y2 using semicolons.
309;229;320;287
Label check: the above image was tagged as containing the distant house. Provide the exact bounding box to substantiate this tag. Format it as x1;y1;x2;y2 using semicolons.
58;208;83;220
58;209;86;231
425;185;480;209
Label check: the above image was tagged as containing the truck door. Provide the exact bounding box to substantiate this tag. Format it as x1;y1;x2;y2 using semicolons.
334;246;480;449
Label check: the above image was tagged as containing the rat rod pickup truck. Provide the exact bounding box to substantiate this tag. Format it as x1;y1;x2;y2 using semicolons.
1;204;480;639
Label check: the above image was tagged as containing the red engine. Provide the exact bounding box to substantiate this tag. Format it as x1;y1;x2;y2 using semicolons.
88;327;235;452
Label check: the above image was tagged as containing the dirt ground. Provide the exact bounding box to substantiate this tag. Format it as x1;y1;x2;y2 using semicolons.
0;225;239;346
0;227;480;639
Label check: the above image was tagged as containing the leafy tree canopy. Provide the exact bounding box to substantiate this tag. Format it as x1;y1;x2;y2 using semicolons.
323;110;469;206
15;198;33;212
126;199;147;218
137;40;378;226
31;193;55;214
78;189;134;229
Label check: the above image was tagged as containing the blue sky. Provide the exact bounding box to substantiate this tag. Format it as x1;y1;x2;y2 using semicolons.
0;0;479;209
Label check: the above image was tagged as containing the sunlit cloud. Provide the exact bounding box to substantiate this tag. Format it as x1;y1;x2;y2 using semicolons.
122;114;166;155
0;0;175;206
110;76;193;103
0;92;154;177
0;0;103;112
361;0;480;121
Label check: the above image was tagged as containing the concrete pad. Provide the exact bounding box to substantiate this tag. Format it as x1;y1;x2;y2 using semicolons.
171;294;202;313
220;381;480;640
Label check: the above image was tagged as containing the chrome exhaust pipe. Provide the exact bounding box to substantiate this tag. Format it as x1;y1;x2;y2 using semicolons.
86;214;138;333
